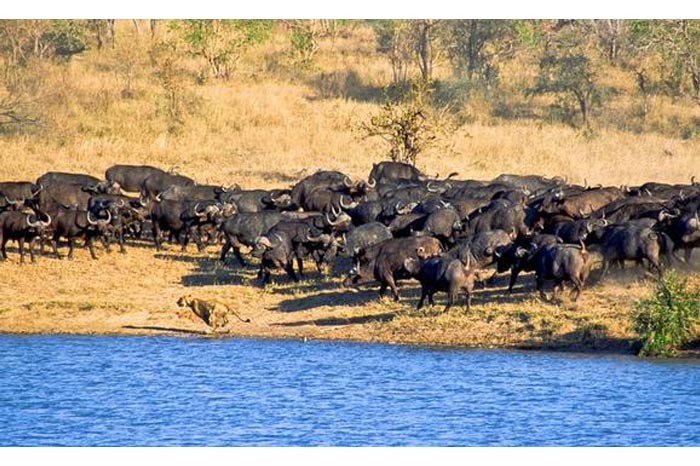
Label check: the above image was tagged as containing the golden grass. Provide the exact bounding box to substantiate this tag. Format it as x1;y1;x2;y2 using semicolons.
0;21;699;352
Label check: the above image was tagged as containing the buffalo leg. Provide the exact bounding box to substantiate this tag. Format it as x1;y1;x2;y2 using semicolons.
445;287;457;312
0;237;7;260
417;287;427;310
387;275;400;301
189;225;205;252
570;277;583;302
152;222;162;250
508;268;521;293
295;254;305;278
67;239;76;260
260;267;271;286
284;263;299;283
18;238;25;264
52;238;62;260
118;229;126;254
29;237;37;263
684;248;693;264
599;260;610;280
220;241;232;263
86;237;98;260
536;274;547;300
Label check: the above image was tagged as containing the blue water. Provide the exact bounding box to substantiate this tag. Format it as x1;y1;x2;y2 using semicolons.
0;335;698;446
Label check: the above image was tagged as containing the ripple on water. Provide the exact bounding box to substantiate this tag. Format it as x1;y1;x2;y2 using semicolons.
0;335;698;446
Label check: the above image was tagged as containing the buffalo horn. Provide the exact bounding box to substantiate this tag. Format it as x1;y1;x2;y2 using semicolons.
194;203;207;217
26;214;41;228
325;212;342;226
4;196;20;206
305;232;326;243
339;195;354;209
87;210;98;225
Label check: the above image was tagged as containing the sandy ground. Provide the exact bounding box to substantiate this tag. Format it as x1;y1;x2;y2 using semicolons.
2;238;697;356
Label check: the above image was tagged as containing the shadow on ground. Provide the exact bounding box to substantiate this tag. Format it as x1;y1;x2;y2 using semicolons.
273;311;397;327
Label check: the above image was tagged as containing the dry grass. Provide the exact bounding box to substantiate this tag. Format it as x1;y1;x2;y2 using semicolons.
1;21;699;353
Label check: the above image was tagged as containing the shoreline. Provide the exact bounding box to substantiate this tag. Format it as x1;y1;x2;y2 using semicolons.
1;244;698;359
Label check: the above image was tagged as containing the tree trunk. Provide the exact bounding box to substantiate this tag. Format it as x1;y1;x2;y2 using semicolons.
107;20;115;48
416;20;434;82
577;92;589;128
150;20;157;40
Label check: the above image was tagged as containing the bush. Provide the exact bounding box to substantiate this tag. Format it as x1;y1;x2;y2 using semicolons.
358;81;455;166
633;271;700;357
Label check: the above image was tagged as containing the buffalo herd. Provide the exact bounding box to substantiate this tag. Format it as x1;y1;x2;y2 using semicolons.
1;161;699;311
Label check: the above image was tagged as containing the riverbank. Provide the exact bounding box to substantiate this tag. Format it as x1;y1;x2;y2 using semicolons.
2;242;698;356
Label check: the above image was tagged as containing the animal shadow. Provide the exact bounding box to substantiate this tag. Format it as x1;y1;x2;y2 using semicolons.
273;311;396;327
272;288;380;312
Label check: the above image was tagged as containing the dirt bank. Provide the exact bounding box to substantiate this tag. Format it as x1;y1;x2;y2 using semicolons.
3;241;697;356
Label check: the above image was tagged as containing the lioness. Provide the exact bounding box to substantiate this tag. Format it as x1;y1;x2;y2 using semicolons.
177;295;250;331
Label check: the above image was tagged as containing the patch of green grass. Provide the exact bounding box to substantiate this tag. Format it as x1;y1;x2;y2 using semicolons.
633;271;700;357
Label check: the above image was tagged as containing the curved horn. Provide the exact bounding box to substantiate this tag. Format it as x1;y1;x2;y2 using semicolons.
139;193;148;207
427;181;440;193
41;213;52;227
691;175;697;186
31;184;44;197
331;205;341;218
305;232;326;243
26;213;41;228
87;210;98;225
343;176;353;188
154;191;163;202
367;177;376;188
325;212;341;226
100;210;112;225
194;203;207;217
4;196;20;206
339;195;354;209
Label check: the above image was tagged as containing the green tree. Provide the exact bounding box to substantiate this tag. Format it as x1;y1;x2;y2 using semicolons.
287;20;319;66
172;20;272;80
529;52;601;129
445;20;515;84
359;82;454;166
373;20;414;86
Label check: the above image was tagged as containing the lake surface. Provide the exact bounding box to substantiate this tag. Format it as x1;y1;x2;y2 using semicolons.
0;335;698;446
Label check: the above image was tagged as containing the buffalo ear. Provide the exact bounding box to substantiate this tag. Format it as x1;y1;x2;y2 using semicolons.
485;247;494;256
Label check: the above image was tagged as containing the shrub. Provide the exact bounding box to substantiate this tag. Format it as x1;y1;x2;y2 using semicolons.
358;81;455;166
633;271;700;357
